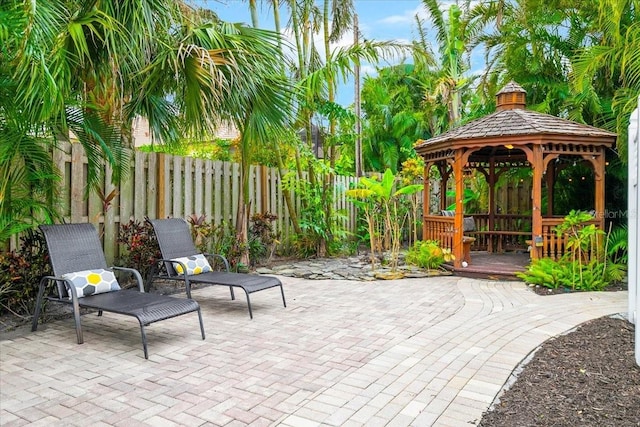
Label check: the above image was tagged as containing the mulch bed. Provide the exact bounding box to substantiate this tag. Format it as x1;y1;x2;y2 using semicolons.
530;282;628;296
479;316;640;427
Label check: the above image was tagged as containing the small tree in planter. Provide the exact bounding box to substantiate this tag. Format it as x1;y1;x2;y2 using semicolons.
347;168;422;274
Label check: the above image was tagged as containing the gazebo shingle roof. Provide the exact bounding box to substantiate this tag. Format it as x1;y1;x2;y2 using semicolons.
415;108;616;148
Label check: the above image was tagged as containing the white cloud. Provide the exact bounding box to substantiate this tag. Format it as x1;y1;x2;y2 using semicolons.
377;5;425;26
361;64;378;76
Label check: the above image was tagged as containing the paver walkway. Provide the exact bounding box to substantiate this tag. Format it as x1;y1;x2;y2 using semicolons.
0;276;627;426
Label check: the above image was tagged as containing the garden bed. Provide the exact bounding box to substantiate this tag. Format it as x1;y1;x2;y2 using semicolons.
479;315;640;426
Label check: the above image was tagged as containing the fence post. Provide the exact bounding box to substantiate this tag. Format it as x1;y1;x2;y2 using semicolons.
157;153;166;219
261;165;268;213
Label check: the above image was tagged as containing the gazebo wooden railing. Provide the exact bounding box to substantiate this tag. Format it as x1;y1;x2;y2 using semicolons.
423;216;454;251
466;214;531;251
422;215;453;250
538;217;600;260
425;214;600;261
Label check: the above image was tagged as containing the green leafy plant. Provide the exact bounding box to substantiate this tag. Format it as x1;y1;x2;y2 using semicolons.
0;229;51;317
406;240;447;270
518;211;626;291
516;258;575;289
283;164;349;258
400;158;425;247
117;219;161;282
607;225;628;264
182;217;240;269
347;168;423;271
445;188;482;213
249;212;278;266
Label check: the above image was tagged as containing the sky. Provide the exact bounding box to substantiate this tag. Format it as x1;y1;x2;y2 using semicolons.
204;0;425;43
194;1;475;106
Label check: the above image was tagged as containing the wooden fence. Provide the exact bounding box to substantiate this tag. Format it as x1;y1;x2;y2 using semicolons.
7;141;533;263
11;141;359;263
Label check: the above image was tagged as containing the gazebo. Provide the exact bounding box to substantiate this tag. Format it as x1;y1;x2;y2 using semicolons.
414;81;617;269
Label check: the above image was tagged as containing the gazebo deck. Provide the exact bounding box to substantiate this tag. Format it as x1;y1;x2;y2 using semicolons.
445;251;531;280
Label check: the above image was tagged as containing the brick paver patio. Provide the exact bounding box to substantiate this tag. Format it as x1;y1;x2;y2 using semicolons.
0;276;627;426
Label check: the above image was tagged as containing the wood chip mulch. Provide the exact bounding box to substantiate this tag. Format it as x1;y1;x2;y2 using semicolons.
479;316;640;427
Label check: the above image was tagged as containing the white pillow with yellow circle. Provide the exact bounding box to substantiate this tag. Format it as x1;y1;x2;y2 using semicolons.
170;254;213;275
61;269;121;298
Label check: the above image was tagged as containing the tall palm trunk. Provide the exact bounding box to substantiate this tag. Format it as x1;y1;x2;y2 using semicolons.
271;0;302;234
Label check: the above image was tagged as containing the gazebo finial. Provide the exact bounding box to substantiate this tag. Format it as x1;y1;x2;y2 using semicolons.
496;81;527;111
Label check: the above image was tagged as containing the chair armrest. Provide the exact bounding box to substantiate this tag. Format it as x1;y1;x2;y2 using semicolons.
154;258;189;278
203;253;230;272
40;275;82;305
146;258;194;298
32;276;81;332
111;267;145;292
38;275;79;301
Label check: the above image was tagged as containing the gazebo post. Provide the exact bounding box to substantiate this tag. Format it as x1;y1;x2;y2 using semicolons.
453;150;465;268
424;162;431;210
584;149;606;231
530;145;544;260
488;156;496;250
423;162;432;239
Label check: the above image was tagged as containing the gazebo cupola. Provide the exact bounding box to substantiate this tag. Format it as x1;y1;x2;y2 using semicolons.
496;81;527;110
415;81;617;269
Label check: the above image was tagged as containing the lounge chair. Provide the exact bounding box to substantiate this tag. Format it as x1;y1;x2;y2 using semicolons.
32;223;205;359
148;218;286;319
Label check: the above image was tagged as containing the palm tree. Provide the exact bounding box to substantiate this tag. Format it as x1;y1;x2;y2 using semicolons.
417;0;482;128
2;0;134;244
475;0;586;117
1;0;297;248
570;0;640;161
360;64;431;173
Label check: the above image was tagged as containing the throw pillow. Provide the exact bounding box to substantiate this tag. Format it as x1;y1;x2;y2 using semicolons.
61;269;121;298
463;217;476;232
171;254;213;275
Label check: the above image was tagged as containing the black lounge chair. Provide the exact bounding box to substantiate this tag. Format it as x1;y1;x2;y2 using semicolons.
148;218;286;319
32;223;205;359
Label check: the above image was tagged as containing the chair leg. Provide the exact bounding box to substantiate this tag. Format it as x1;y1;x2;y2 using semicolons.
229;286;235;300
280;285;287;308
244;291;253;319
71;297;84;344
139;322;149;359
31;279;47;332
145;263;157;292
197;309;205;340
185;278;192;299
98;310;103;317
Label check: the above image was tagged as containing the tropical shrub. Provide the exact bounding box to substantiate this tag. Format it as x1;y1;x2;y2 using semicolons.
517;257;625;292
517;211;626;291
187;214;278;269
406;240;447;270
516;258;577;290
607;225;628;265
138;138;235;162
346;168;423;271
0;229;51;317
283;163;350;258
249;212;278;266
117;219;161;282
